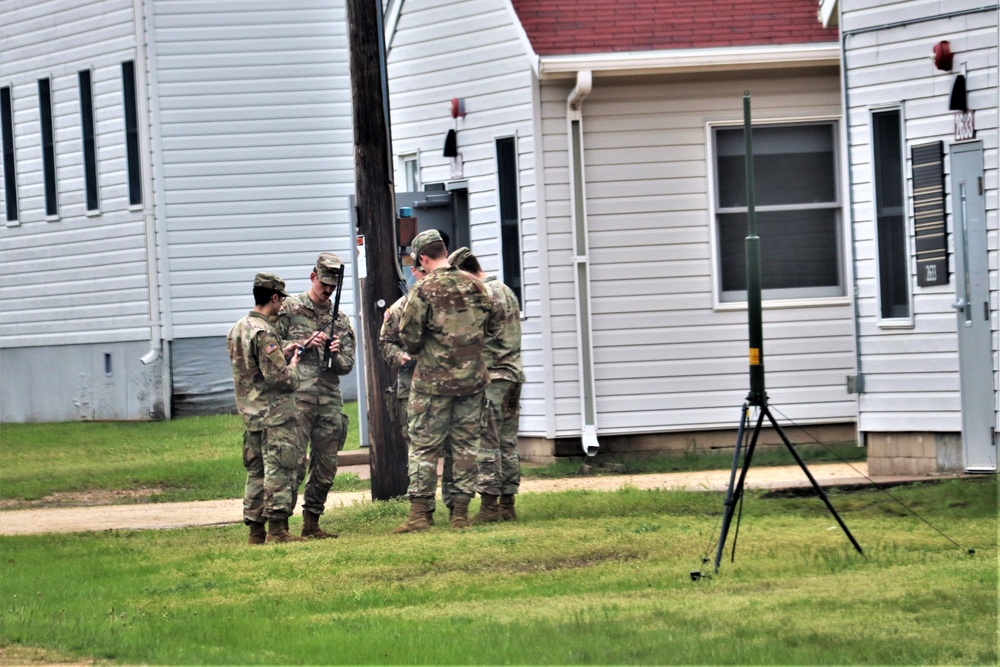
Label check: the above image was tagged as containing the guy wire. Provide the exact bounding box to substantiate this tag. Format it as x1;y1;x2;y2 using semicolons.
768;403;967;551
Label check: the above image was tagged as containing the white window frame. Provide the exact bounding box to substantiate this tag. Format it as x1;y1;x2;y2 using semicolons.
869;104;914;328
38;74;60;222
494;131;526;317
1;83;20;227
398;151;420;193
707;115;848;310
78;68;102;216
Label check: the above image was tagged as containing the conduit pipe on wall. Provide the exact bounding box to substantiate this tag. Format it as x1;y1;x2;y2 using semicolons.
567;70;600;456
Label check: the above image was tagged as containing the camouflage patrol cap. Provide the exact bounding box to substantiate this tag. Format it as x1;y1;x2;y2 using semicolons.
253;272;289;297
410;229;444;266
315;252;344;285
447;246;473;269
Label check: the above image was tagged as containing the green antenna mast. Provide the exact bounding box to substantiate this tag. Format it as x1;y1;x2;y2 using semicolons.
710;93;863;575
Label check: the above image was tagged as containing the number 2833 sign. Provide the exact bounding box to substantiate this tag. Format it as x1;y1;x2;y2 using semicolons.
955;111;975;141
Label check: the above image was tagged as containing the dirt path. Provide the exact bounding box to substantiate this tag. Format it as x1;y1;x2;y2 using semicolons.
0;462;940;537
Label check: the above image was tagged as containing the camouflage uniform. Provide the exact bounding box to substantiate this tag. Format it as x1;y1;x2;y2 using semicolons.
227;309;304;522
379;294;455;512
399;264;498;500
275;272;355;518
478;275;525;497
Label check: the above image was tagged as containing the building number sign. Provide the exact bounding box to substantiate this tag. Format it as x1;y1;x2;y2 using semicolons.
955;110;975;141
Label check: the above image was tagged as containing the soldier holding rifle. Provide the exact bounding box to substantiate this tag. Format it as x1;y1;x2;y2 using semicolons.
275;253;356;539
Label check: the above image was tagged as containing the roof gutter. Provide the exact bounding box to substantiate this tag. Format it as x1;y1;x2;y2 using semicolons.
539;42;840;79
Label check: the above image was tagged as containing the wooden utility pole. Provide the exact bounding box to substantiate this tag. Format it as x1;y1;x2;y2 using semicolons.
346;0;408;500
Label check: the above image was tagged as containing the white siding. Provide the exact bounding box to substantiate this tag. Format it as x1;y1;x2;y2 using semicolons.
150;0;357;338
387;0;546;431
387;0;856;440
540;71;856;436
0;0;151;347
842;0;999;433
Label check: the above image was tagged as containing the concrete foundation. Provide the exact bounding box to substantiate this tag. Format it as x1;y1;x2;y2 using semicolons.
865;432;964;476
0;341;168;422
518;422;858;464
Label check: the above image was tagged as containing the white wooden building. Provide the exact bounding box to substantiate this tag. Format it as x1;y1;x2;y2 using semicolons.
823;0;998;474
386;0;858;458
0;0;357;421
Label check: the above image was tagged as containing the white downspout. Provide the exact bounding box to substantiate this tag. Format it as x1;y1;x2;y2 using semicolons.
567;70;599;456
133;0;168;416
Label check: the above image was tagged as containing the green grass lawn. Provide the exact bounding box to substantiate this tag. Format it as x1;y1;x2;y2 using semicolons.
524;441;866;479
0;404;364;504
1;479;996;665
0;410;864;507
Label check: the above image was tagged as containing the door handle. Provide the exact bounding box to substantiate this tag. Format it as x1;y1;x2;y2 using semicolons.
951;298;967;311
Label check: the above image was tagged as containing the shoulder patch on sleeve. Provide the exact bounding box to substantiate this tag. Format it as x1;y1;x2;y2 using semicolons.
265;342;278;355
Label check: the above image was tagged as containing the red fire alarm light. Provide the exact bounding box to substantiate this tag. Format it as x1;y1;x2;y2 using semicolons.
933;41;953;71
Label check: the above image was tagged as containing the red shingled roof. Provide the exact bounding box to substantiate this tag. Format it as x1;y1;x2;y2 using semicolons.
510;0;838;56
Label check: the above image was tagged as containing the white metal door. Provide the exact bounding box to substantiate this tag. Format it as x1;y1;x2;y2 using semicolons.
950;141;996;472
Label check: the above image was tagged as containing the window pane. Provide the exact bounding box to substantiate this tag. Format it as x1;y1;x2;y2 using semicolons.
496;136;522;306
877;214;909;318
79;70;99;211
122;61;142;206
719;209;840;292
38;78;58;216
1;86;18;222
872;109;909;318
717;125;836;207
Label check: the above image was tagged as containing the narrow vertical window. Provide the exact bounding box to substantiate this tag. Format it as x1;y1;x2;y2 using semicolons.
872;109;909;320
495;136;522;306
121;61;142;206
78;70;99;212
400;154;419;192
38;78;58;217
1;86;18;222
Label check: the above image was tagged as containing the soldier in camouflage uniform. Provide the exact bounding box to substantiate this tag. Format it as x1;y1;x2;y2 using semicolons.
448;248;525;522
275;253;355;539
392;230;500;532
227;272;307;544
379;264;457;524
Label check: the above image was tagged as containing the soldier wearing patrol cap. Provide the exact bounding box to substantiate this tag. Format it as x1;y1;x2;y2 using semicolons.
448;248;525;523
392;230;501;533
227;272;307;544
275;253;356;539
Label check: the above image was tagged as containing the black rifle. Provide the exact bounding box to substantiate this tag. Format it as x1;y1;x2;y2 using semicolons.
322;264;346;370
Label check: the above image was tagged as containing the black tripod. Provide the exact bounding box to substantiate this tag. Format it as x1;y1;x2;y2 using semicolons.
713;397;865;574
713;93;863;574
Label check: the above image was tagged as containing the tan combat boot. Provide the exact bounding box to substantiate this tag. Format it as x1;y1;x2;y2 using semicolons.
301;510;338;539
499;494;517;521
265;518;307;543
392;498;431;534
451;494;472;529
248;521;267;545
474;494;501;524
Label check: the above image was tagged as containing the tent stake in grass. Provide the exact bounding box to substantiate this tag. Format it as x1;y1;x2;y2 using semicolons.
708;92;864;576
